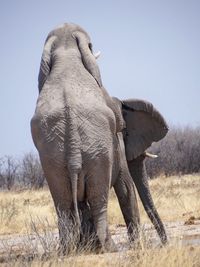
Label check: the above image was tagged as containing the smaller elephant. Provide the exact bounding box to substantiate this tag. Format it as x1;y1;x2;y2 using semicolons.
79;98;168;246
116;97;168;244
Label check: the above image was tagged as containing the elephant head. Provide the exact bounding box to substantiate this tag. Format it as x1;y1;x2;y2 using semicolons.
113;97;169;244
38;23;102;93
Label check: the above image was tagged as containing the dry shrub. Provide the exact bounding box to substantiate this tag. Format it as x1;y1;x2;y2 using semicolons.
0;153;45;190
0;156;19;190
146;126;200;178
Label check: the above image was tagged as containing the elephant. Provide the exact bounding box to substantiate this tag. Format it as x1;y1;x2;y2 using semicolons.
31;23;141;253
116;97;169;245
80;98;169;246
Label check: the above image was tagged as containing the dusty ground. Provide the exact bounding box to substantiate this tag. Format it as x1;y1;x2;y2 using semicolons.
0;220;200;253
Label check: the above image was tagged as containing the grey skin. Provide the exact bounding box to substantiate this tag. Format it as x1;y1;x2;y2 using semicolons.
31;23;140;252
81;98;169;246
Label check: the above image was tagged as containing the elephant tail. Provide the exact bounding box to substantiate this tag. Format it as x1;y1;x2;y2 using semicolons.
65;108;82;230
67;127;81;229
65;105;82;171
71;172;81;228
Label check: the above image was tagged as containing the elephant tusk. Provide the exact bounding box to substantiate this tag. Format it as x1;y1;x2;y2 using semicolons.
94;51;101;59
144;152;158;158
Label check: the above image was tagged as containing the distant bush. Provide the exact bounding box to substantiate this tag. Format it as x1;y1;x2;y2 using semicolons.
0;152;45;190
146;126;200;178
0;156;19;190
19;152;45;189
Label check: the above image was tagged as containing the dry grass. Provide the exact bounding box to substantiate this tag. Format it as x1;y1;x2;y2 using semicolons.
0;174;200;235
0;190;55;235
108;174;200;225
37;246;200;267
146;174;200;222
0;174;200;266
1;243;200;267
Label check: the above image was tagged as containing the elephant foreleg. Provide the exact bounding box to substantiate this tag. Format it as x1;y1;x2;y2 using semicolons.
114;175;140;243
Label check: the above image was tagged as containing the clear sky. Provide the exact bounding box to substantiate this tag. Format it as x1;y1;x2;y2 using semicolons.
1;0;200;156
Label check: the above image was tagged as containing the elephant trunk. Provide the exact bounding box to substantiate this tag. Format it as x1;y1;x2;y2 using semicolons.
128;155;168;245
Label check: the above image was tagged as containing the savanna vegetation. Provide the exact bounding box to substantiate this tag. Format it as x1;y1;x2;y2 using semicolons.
0;126;200;266
0;174;200;236
0;175;200;266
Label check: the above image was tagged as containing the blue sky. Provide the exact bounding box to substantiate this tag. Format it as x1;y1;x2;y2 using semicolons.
1;0;200;156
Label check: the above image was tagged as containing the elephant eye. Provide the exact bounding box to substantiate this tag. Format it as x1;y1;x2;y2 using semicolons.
88;43;93;52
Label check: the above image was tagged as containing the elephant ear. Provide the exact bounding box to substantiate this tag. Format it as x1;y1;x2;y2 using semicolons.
38;35;57;93
122;99;169;161
73;31;102;87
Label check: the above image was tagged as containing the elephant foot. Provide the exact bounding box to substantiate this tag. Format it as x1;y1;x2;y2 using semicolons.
57;235;78;255
78;201;100;251
104;237;118;253
78;201;118;253
128;239;142;250
127;224;140;244
78;232;100;252
96;238;118;254
160;233;168;246
57;218;80;255
79;231;118;253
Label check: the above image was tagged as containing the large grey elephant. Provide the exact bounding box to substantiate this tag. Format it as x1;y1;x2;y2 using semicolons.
31;23;169;252
31;23;141;252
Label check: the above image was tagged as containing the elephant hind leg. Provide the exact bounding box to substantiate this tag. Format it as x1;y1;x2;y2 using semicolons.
39;156;77;253
85;160;117;252
78;201;99;250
